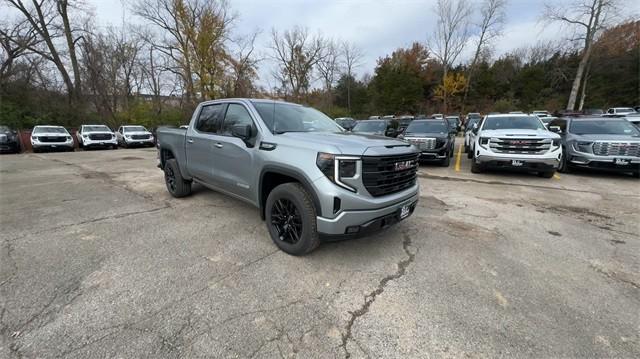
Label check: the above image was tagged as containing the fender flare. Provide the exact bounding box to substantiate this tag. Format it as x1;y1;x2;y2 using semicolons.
258;165;322;220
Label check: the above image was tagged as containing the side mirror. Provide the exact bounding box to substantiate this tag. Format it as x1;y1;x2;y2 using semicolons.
548;126;561;134
231;124;252;140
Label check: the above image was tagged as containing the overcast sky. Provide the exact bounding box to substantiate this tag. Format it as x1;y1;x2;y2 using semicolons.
85;0;569;87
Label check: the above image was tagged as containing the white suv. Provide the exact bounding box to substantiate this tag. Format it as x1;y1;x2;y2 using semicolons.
116;125;155;148
77;125;117;149
605;107;636;116
469;114;562;178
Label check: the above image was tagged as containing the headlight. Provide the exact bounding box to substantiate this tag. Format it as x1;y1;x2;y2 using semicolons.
552;138;560;146
83;134;89;138
573;141;593;153
67;136;72;141
479;137;490;149
125;135;131;138
316;152;359;192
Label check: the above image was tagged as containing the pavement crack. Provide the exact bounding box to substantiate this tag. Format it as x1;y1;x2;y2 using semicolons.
339;232;416;358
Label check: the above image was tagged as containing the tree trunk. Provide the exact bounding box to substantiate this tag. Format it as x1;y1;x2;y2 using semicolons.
442;67;448;114
347;73;352;113
578;60;591;111
567;47;593;110
58;0;82;102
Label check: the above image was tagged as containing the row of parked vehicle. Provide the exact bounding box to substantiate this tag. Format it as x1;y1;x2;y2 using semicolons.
335;109;640;178
0;124;156;153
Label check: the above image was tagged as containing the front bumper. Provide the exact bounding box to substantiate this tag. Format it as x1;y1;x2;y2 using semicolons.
83;138;117;147
124;138;155;146
568;152;640;172
0;141;19;153
419;147;449;160
32;141;74;151
475;145;561;170
317;192;419;236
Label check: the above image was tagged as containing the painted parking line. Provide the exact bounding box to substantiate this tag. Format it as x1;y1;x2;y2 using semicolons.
454;142;463;172
553;174;561;180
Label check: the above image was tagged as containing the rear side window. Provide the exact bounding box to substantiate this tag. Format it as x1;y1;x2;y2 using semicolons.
196;104;225;133
222;104;254;136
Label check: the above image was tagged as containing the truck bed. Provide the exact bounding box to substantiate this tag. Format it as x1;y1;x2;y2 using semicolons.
157;126;188;175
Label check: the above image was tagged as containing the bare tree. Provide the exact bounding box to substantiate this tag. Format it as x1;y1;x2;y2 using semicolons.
544;0;621;110
429;0;472;113
226;31;260;97
316;39;341;106
6;0;86;103
270;26;325;101
341;41;364;113
461;0;506;112
0;19;39;81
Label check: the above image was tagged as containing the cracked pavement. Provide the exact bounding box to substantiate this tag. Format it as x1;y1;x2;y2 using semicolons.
1;146;639;358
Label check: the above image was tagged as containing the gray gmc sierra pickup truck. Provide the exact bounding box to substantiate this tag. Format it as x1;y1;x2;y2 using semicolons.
156;99;419;255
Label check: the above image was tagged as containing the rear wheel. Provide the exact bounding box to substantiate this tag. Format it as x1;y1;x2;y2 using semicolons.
467;146;473;159
164;159;192;198
265;183;320;256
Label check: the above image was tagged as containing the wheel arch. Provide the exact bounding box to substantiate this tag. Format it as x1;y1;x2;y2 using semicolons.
259;166;321;220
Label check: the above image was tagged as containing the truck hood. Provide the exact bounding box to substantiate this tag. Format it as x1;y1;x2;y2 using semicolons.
124;131;152;136
480;129;559;139
404;132;449;139
572;134;640;141
277;131;414;156
84;131;114;135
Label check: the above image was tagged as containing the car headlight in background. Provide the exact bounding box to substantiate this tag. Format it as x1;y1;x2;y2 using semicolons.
552;138;561;147
83;134;89;138
573;141;593;153
66;136;72;141
479;137;490;149
316;152;359;192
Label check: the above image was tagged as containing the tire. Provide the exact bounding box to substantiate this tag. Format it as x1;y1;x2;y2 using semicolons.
470;158;483;173
558;151;571;173
467;145;473;159
538;170;555;178
632;171;639;179
78;140;83;149
441;154;451;167
464;142;468;153
265;182;320;256
164;159;192;198
450;145;454;157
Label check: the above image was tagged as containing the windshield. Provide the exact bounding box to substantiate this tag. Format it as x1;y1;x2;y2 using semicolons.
570;120;640;135
124;126;147;132
468;113;481;119
0;126;10;132
405;121;448;134
33;127;67;134
466;118;480;129
253;102;341;134
84;125;111;132
615;108;635;113
482;116;545;130
353;121;386;132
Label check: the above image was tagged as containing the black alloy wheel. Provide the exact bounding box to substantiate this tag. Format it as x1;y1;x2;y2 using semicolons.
270;198;303;244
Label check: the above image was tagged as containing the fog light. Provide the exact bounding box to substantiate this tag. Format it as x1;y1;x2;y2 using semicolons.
345;226;360;234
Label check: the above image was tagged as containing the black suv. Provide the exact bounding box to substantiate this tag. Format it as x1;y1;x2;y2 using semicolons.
401;119;455;166
0;125;21;153
352;119;400;137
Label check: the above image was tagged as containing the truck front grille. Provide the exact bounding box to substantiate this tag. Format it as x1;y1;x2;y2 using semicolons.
407;138;436;150
362;153;418;197
489;138;550;154
89;133;112;140
592;142;640;157
38;136;67;143
132;134;150;140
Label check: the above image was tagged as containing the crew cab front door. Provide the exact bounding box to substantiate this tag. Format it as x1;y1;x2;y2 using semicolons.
210;103;258;202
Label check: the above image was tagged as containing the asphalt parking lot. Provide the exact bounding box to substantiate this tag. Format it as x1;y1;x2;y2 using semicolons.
1;140;639;358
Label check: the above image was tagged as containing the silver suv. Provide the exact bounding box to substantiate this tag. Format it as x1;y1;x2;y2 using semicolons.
548;117;640;177
157;99;420;255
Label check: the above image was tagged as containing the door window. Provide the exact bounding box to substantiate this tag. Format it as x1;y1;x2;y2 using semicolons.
195;104;225;133
221;104;255;136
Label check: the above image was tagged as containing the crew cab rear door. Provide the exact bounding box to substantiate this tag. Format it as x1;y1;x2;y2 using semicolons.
186;103;227;184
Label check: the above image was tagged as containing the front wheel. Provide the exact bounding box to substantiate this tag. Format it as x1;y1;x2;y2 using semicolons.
558;151;571;173
164;159;192;198
441;154;451;167
471;158;483;173
265;183;320;256
538;170;555;178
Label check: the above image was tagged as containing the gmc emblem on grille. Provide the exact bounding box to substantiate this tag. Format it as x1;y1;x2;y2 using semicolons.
394;161;413;171
510;140;529;145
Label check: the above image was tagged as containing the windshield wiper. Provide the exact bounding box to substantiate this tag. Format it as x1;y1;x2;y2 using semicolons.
274;130;308;134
